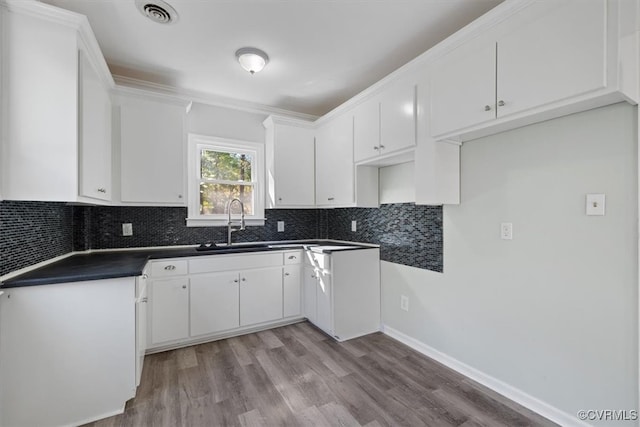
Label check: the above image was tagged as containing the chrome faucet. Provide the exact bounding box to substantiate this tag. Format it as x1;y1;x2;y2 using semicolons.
226;198;245;246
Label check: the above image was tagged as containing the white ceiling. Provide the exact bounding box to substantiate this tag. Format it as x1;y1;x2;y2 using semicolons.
42;0;503;116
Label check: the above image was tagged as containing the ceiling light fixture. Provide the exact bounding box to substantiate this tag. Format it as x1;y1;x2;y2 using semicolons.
235;48;269;75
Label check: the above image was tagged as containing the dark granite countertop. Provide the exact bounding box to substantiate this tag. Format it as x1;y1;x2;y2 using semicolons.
1;240;377;288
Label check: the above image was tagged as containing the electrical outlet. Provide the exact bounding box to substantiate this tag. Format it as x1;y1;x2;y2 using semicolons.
122;223;133;236
500;223;513;240
400;295;409;312
277;221;285;232
351;220;357;232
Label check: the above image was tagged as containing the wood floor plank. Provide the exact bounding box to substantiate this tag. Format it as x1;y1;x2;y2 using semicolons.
82;322;557;427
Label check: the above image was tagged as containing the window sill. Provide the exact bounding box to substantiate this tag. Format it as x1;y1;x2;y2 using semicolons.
186;218;266;227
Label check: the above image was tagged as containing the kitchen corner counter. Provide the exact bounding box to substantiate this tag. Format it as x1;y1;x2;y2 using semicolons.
1;240;378;288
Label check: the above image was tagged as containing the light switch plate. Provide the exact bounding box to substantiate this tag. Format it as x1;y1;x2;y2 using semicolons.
122;223;133;236
586;194;605;216
277;221;285;232
351;220;357;232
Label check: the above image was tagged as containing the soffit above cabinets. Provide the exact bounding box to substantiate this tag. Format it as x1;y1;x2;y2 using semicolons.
39;0;503;117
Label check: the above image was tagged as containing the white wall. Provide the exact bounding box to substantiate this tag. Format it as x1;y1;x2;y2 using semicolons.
381;103;638;425
187;103;267;143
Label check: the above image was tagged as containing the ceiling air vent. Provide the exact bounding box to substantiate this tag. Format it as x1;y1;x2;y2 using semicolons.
135;0;178;24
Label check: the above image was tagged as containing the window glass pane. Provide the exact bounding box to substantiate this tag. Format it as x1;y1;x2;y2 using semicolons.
201;150;253;182
200;183;254;215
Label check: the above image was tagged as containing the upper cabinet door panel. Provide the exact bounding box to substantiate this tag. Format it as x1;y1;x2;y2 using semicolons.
353;98;380;163
120;98;185;205
273;125;315;206
429;42;497;137
78;52;111;201
497;0;606;117
315;114;354;206
380;81;416;154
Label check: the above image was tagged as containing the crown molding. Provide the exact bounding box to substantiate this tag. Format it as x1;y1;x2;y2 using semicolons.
112;74;319;121
262;115;315;129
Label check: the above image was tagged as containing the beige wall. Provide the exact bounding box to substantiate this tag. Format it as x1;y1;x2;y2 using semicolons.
381;103;638;424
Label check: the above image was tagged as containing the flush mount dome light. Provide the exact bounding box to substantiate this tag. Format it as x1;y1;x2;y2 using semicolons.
235;47;269;75
135;0;178;24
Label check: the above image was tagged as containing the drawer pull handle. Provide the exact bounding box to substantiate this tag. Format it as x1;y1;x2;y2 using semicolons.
484;105;491;111
233;279;239;283
288;255;296;259
182;285;187;289
328;197;335;201
284;272;290;277
97;188;107;193
164;265;176;271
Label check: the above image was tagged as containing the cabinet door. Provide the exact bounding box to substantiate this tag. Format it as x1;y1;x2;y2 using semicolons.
78;51;111;201
303;266;317;323
240;268;283;326
497;0;606;118
315;270;332;335
120;97;185;204
315;114;354;206
353;98;380;163
430;42;496;137
190;272;240;336
149;278;189;345
283;265;302;318
380;81;416;154
273;125;315;206
135;275;148;387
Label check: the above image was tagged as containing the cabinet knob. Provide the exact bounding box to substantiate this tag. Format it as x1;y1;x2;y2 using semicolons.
278;197;282;201
182;285;187;289
379;145;385;150
241;277;246;282
311;274;316;279
328;197;335;201
141;297;148;303
497;100;505;107
284;272;290;277
373;146;379;151
178;194;183;199
484;105;491;111
97;188;107;193
164;265;176;271
233;279;239;283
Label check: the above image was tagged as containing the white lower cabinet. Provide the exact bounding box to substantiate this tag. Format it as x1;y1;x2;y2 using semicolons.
303;248;381;341
240;267;283;326
150;277;190;345
190;272;240;337
283;264;302;318
147;252;303;351
0;278;136;427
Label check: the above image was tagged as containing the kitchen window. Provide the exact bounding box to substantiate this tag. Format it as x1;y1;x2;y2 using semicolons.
187;134;265;226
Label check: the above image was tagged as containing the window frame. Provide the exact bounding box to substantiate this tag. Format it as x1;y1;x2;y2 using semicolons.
187;134;265;227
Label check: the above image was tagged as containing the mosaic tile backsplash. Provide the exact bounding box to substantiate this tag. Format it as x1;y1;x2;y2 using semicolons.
0;201;75;276
1;202;443;276
322;204;443;272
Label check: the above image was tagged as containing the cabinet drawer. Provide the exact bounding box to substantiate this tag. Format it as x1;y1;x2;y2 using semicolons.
283;250;303;265
190;252;283;274
150;260;188;277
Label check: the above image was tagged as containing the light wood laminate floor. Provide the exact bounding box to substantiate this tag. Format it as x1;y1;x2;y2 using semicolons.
85;322;556;427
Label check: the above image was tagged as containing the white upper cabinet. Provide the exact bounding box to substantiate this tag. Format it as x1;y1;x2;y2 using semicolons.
430;0;638;142
118;94;186;205
0;3;114;203
379;80;417;155
263;116;315;208
430;42;497;137
353;97;381;163
353;79;417;164
315;114;355;206
78;51;112;201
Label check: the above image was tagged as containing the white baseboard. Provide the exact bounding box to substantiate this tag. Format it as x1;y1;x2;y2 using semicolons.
381;325;590;427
